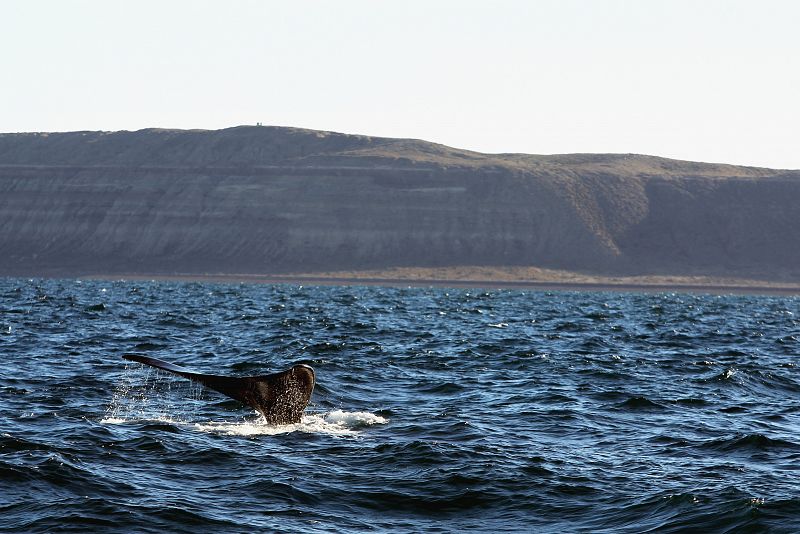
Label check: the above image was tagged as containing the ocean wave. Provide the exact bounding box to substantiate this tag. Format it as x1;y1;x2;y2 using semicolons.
583;490;774;533
701;433;800;453
617;396;665;410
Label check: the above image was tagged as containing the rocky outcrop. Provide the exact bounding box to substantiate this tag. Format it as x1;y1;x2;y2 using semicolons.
1;126;798;280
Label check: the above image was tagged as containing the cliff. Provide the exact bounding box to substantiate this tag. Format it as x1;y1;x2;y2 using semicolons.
1;126;798;281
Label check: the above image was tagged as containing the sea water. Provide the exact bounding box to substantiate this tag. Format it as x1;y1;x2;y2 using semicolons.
1;278;799;532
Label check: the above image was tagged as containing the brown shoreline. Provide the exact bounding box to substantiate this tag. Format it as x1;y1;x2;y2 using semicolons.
78;273;800;296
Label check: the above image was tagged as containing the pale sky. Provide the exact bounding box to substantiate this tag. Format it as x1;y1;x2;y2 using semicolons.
3;0;799;169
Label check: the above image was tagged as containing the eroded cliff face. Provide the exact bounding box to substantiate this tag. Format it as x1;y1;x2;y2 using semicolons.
0;126;798;280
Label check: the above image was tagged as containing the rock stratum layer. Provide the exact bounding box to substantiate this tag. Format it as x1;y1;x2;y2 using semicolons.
1;126;798;281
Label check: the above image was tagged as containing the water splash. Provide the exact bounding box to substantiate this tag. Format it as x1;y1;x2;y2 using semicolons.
104;363;386;435
104;364;205;422
101;410;387;437
194;410;388;436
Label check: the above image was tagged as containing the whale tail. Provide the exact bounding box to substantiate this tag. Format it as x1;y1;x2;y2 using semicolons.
122;354;315;424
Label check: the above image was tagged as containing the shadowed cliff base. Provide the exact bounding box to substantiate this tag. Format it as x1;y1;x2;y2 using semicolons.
1;125;799;287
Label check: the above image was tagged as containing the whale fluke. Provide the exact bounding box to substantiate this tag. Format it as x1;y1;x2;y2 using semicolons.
122;354;315;424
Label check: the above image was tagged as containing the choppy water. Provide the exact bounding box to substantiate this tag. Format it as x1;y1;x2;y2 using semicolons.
1;278;800;532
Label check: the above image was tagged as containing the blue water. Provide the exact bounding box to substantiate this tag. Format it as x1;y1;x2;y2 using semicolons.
1;278;800;532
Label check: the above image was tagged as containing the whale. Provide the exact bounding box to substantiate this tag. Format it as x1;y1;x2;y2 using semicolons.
122;354;315;424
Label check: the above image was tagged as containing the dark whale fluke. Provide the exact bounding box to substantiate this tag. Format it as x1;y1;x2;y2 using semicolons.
122;354;315;424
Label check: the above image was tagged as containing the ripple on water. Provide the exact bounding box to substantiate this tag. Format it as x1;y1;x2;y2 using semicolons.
2;279;800;532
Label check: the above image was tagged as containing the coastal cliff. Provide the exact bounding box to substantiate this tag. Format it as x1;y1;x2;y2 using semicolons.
1;126;798;281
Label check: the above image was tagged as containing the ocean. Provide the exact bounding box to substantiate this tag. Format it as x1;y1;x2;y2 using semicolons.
1;278;799;532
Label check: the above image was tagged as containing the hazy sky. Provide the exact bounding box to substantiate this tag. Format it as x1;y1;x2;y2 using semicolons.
3;0;799;168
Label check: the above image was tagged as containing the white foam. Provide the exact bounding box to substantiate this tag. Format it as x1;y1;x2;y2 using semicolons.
323;409;388;426
99;417;126;424
194;410;388;436
100;414;185;425
101;410;388;437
